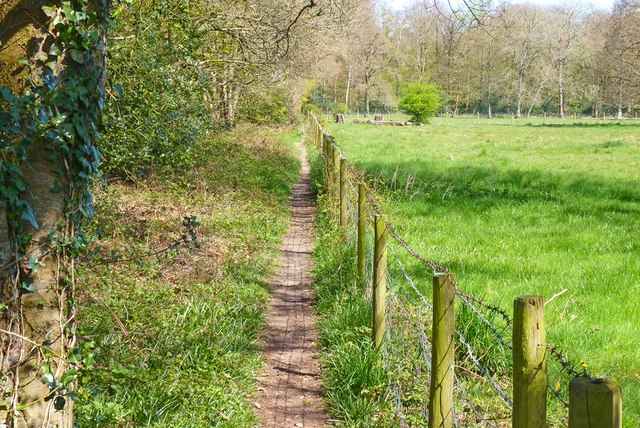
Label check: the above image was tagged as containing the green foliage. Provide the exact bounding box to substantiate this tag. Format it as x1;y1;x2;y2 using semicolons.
100;1;211;179
398;82;442;123
238;87;290;125
0;0;107;246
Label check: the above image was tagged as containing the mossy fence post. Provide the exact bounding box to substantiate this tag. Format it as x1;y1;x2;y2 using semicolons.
372;215;388;349
357;184;366;280
339;158;347;230
513;295;547;428
428;273;455;428
569;377;622;428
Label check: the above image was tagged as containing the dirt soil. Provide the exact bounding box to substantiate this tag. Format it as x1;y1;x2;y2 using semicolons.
255;142;328;427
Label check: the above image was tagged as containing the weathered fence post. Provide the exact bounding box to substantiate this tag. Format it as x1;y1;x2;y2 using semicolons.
357;184;366;280
569;377;622;428
428;273;455;428
339;158;347;230
513;296;547;428
372;215;388;349
332;147;340;200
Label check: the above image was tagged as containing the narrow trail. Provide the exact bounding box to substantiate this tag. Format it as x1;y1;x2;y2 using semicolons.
255;142;327;427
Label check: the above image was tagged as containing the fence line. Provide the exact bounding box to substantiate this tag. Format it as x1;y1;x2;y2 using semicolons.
307;112;623;428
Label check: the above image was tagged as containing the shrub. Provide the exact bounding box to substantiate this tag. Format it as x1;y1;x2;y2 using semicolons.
398;82;442;123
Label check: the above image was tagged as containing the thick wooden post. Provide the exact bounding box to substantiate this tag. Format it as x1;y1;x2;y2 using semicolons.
428;273;455;428
372;215;388;349
357;184;366;280
569;378;622;428
325;143;332;175
513;296;547;428
339;158;347;229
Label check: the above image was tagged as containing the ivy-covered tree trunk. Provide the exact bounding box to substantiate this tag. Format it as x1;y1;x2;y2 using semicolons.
0;1;107;426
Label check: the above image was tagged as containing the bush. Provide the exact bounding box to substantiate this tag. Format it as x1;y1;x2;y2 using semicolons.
238;87;290;125
398;82;442;123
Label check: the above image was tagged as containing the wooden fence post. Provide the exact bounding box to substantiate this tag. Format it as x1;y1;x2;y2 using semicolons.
372;215;388;349
357;184;366;280
569;377;622;428
339;158;347;230
513;296;547;428
428;273;455;428
332;147;340;199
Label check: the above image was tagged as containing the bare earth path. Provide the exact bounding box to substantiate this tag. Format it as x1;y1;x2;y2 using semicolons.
255;142;327;427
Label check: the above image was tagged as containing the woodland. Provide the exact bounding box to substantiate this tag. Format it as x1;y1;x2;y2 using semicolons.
0;0;639;425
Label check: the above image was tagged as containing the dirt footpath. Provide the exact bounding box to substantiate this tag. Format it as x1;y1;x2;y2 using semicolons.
255;142;327;427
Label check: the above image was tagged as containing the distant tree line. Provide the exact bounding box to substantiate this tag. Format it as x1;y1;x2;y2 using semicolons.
310;0;640;118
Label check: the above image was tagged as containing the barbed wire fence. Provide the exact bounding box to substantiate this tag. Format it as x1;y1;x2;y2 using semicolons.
307;112;622;428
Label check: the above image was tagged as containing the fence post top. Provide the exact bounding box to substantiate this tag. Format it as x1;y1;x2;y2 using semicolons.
570;376;621;391
515;295;543;304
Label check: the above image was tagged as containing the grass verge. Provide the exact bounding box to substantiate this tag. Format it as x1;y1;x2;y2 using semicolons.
74;125;300;426
309;144;390;427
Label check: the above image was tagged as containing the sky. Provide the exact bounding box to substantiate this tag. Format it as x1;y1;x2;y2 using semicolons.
381;0;616;11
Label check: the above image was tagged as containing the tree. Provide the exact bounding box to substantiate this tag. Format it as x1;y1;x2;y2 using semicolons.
1;1;108;425
398;82;442;123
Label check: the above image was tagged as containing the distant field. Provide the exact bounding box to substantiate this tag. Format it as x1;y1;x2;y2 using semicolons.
328;116;640;426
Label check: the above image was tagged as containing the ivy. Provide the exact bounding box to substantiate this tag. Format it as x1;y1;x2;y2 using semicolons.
0;0;110;415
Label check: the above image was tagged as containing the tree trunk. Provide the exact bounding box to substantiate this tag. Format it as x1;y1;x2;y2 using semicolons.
1;2;106;426
345;65;352;109
558;61;565;118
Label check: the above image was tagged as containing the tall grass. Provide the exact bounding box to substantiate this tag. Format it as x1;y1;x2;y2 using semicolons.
329;117;640;427
310;147;391;427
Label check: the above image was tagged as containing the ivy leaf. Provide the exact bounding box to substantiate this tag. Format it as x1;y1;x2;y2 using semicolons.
60;369;78;384
42;6;57;17
69;49;85;64
20;206;39;229
26;256;42;272
21;278;37;293
48;44;61;56
53;396;66;411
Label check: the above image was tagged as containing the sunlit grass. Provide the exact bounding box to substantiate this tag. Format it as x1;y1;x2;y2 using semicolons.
329;117;640;427
75;126;301;426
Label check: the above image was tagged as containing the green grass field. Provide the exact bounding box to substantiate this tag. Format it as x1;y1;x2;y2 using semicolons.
328;116;640;426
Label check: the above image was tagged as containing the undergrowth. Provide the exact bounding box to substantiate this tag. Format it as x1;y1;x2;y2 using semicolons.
310;146;390;427
74;126;300;426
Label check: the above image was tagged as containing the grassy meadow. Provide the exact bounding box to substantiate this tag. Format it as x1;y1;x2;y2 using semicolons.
327;115;640;426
